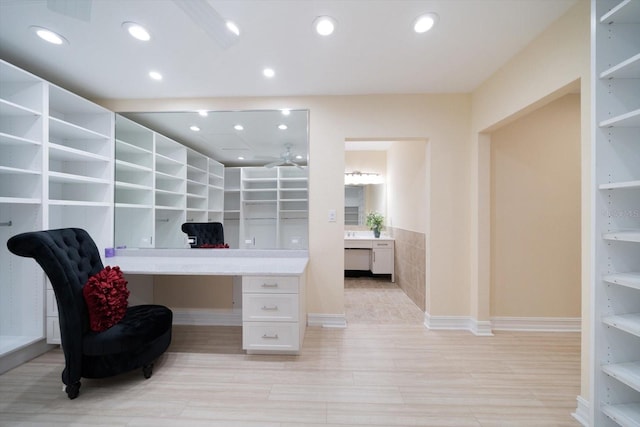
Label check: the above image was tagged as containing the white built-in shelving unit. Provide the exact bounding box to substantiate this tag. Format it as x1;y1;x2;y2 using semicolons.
592;0;640;425
224;166;308;249
0;59;114;350
114;114;225;249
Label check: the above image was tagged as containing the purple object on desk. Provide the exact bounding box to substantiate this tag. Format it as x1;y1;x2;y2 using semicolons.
104;247;115;258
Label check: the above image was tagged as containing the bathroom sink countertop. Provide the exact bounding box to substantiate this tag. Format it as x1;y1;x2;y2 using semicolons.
344;234;394;241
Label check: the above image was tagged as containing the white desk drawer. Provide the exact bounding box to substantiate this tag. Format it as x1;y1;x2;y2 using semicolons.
242;322;299;352
243;293;298;321
373;240;393;248
243;276;299;293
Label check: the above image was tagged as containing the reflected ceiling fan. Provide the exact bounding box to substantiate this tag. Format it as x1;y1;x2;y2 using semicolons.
262;144;304;169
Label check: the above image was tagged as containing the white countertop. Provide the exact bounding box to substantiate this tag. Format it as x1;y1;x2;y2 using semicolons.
107;249;309;276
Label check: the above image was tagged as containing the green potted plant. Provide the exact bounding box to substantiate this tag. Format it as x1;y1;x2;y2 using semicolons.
365;211;384;238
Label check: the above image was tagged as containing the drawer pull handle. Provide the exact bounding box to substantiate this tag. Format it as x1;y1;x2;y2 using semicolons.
262;333;279;339
262;283;279;288
261;305;279;311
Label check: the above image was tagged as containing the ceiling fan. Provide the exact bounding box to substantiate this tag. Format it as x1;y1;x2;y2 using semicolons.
262;144;304;169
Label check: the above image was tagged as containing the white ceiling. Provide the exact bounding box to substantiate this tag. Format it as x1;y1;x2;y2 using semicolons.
0;0;577;160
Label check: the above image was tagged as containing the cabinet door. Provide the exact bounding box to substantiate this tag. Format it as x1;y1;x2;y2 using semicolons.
371;248;393;275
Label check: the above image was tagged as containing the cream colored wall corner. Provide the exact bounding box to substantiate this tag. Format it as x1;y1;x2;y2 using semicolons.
469;0;591;408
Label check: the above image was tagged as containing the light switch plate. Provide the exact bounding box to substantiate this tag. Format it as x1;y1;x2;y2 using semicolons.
328;209;337;222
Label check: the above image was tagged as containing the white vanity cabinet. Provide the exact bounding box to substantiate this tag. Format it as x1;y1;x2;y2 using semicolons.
371;240;394;277
241;275;306;354
344;237;395;282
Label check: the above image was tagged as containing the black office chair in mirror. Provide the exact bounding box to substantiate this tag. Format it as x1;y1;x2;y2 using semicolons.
114;110;309;250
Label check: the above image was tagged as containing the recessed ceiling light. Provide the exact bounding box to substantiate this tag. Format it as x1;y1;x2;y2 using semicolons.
237;156;245;160
190;125;200;132
122;22;150;41
198;110;208;117
281;109;291;116
149;71;162;81
295;155;303;160
226;21;240;36
31;26;67;45
263;68;275;78
234;124;244;131
313;16;336;36
414;13;438;34
278;124;288;130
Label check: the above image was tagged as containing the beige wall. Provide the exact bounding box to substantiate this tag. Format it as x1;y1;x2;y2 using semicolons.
469;0;590;404
490;94;581;318
104;94;471;320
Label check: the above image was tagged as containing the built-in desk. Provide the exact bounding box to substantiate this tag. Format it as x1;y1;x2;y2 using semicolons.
111;249;308;355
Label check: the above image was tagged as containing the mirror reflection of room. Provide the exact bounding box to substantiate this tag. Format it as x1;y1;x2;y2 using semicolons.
114;110;309;250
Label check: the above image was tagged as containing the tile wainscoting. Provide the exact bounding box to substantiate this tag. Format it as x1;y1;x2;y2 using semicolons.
387;227;426;311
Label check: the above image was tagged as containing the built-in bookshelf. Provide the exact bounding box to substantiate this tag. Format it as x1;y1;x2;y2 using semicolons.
592;0;640;425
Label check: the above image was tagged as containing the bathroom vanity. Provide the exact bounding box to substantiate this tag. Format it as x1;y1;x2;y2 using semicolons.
344;233;395;282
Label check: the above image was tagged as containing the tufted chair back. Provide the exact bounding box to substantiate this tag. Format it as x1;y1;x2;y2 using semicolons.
7;228;103;386
181;222;224;247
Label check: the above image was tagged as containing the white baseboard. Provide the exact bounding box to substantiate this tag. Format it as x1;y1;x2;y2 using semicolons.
491;316;581;332
572;395;589;426
307;313;347;328
172;308;242;326
0;339;55;375
424;313;581;334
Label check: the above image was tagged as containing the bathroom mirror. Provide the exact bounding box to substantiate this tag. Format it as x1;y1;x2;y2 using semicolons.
344;184;386;226
114;109;309;249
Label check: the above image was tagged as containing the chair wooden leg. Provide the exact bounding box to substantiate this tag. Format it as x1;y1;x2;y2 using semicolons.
65;381;81;399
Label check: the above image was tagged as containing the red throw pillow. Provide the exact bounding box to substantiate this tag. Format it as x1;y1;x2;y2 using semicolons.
82;266;130;332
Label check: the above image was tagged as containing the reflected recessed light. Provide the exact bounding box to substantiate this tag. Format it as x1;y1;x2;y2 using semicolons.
314;16;336;36
295;155;303;160
237;156;245;160
278;124;288;130
31;26;67;45
234;124;244;131
226;21;240;36
281;109;291;116
190;125;200;132
414;13;438;33
149;71;162;80
263;68;275;78
198;110;208;117
122;22;150;41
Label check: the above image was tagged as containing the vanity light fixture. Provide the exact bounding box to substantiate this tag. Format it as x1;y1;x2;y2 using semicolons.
345;171;384;185
122;22;151;41
278;124;288;130
234;124;244;131
190;125;200;132
263;68;275;78
31;26;68;45
149;71;163;81
313;16;336;36
413;13;438;34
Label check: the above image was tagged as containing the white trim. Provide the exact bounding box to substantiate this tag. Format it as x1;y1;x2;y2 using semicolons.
470;319;494;336
172;308;242;326
307;313;347;328
424;312;474;332
572;395;589;426
0;340;55;375
491;316;581;332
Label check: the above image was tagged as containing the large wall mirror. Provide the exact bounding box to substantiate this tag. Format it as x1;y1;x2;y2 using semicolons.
114;109;309;250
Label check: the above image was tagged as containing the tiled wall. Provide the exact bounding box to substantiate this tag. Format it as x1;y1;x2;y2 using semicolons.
389;227;426;311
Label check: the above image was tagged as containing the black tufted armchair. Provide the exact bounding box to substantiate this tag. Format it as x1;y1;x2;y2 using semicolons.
6;228;173;399
181;222;224;247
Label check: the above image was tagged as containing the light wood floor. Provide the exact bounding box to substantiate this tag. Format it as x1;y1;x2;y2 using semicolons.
0;278;581;426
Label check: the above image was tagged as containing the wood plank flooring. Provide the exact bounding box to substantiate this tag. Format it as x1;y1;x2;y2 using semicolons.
0;278;581;426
